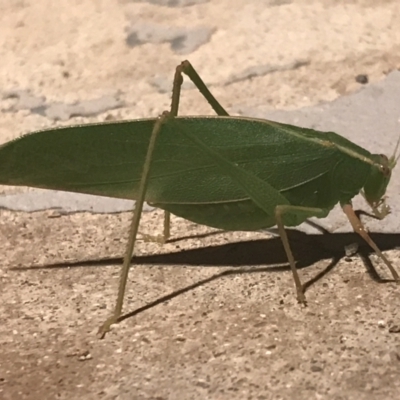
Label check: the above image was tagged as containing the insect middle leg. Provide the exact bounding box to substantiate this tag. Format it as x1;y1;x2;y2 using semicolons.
274;204;329;304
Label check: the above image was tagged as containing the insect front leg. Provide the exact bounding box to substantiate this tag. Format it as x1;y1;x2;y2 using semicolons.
360;190;391;220
342;203;399;282
371;198;391;220
274;205;329;304
98;111;171;338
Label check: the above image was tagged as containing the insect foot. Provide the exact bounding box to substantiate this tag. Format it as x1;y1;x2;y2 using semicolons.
296;288;308;306
141;233;168;244
98;315;120;339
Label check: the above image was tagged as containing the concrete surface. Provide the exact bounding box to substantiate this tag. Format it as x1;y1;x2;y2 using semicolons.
1;1;400;399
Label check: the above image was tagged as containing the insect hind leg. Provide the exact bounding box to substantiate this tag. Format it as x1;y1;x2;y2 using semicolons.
173;60;229;116
157;61;230;243
98;111;171;338
140;210;170;245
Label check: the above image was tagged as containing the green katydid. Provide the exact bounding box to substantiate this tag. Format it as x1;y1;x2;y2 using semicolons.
0;60;399;337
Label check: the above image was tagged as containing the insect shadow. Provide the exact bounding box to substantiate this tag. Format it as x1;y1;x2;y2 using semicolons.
13;227;400;322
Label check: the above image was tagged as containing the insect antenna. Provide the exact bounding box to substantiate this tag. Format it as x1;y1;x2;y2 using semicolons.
389;132;400;168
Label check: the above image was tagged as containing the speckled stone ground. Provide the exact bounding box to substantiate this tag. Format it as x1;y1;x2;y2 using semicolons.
1;1;400;399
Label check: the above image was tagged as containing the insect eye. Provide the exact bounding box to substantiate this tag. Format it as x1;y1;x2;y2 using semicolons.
379;154;389;162
377;154;390;176
380;164;391;176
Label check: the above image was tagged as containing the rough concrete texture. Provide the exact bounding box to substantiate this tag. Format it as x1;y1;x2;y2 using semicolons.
1;1;400;399
126;21;216;55
3;89;124;121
